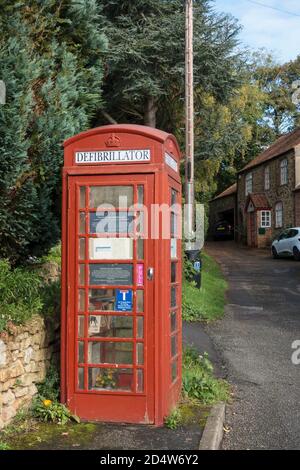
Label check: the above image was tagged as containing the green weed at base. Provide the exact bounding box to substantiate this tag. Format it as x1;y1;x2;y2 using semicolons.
182;347;229;404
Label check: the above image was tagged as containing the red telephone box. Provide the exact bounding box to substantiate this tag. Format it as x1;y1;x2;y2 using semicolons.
61;124;182;425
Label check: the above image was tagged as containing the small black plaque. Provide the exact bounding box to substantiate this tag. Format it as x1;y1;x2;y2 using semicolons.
89;264;133;286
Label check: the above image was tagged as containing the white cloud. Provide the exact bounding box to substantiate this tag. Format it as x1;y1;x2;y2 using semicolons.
213;0;300;62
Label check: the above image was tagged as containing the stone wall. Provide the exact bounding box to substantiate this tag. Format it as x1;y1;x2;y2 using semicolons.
237;149;296;243
0;315;59;429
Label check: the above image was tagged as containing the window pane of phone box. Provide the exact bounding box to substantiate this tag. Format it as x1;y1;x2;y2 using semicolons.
89;238;133;260
89;186;133;208
88;315;133;338
88;341;133;365
89;289;133;312
90;212;135;234
88;368;133;392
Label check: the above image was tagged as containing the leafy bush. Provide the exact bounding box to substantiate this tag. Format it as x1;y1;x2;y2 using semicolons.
164;407;182;430
0;260;43;332
182;347;229;404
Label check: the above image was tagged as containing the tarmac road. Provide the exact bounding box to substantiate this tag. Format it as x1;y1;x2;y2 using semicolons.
205;241;300;450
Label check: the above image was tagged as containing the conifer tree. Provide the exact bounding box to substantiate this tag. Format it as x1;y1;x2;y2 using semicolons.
0;0;106;263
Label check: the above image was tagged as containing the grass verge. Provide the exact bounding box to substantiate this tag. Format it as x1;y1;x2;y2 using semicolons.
182;251;228;321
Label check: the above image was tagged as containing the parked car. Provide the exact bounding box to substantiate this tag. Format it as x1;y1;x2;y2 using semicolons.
213;220;234;240
271;227;300;260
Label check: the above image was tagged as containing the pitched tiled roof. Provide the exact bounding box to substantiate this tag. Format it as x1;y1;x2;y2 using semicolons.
246;193;271;210
240;127;300;173
212;183;237;201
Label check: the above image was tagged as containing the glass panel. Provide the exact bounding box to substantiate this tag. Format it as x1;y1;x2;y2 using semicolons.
171;212;176;237
137;317;144;339
79;264;85;285
88;341;133;365
137;185;144;205
171;311;177;333
89;238;133;260
171;262;177;283
88;315;133;338
170;239;177;259
89;289;133;312
137;290;144;312
137;238;144;260
89;264;133;286
90;211;135;234
137;369;144;392
89;186;133;208
78;289;85;311
78;367;84;390
136;211;144;235
171;360;178;382
79;213;86;234
137;343;144;365
79;238;86;260
78;316;85;337
171;335;177;357
78;341;84;363
88;368;133;391
79;187;86;209
171;286;177;308
171;189;177;206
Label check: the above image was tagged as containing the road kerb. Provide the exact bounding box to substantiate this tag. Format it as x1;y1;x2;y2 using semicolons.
199;403;225;450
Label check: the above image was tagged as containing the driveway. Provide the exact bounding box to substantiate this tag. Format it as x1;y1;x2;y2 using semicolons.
205;241;300;450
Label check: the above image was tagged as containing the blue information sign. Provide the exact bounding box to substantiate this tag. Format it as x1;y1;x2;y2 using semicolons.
194;261;201;272
116;289;133;312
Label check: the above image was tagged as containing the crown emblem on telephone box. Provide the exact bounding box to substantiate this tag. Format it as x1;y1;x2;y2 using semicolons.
105;133;121;148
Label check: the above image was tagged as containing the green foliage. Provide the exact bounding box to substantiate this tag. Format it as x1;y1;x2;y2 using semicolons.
41;244;62;265
183;254;197;283
164;407;182;430
99;0;242;129
182;252;227;321
0;1;106;263
0;441;11;450
0;259;43;331
36;364;60;402
32;398;79;425
182;347;229;404
33;364;79;425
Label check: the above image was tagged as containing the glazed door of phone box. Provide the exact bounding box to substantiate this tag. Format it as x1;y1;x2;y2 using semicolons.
66;174;155;423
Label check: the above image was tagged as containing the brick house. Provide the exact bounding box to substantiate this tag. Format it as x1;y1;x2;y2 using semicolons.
209;128;300;247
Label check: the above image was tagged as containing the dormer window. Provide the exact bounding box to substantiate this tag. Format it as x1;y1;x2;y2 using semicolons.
280;159;288;185
245;172;253;195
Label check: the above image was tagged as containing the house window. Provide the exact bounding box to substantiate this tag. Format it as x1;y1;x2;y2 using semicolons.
264;166;270;190
261;211;271;228
280;159;288;185
275;202;283;228
245;172;253;195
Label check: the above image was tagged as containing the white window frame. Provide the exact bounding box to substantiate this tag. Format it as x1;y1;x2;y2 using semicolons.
245;172;253;195
260;210;271;228
275;202;283;228
280;159;288;185
264;166;270;190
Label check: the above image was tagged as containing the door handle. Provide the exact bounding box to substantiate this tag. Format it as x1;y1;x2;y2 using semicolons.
147;267;154;281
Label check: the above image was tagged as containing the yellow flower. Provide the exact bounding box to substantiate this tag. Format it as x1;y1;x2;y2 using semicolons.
43;399;52;407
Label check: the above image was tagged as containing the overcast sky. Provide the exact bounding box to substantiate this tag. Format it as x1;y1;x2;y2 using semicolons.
213;0;300;63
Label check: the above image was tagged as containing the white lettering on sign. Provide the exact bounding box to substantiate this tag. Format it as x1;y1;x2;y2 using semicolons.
165;152;178;172
75;149;151;164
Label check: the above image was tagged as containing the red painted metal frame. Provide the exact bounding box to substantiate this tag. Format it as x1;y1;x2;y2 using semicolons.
61;125;182;425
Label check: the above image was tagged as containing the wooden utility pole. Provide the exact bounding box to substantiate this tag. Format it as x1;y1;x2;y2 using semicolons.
185;0;194;252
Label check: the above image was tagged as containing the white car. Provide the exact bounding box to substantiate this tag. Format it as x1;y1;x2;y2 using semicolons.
272;227;300;260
